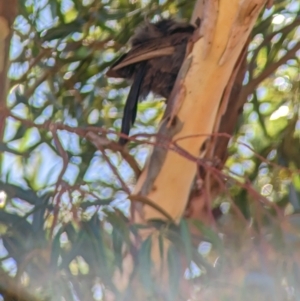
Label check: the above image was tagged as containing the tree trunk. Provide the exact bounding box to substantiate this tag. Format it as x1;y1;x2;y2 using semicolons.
134;0;270;223
114;0;273;296
0;0;17;140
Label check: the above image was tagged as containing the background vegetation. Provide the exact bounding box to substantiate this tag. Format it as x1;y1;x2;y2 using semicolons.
1;0;300;300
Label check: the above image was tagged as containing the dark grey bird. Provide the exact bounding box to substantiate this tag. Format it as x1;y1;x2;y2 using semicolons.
106;19;195;145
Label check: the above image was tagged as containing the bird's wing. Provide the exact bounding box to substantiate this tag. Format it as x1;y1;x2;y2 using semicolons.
111;47;174;71
106;32;190;78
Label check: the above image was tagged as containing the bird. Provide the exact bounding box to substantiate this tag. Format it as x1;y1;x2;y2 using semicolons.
106;18;195;145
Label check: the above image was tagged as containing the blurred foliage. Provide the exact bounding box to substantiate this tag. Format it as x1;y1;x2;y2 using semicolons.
1;0;300;300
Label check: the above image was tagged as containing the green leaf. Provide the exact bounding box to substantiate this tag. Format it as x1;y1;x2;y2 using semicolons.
179;219;193;264
138;236;153;290
51;228;63;267
112;226;124;272
167;245;181;300
49;1;57;20
41;20;84;41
